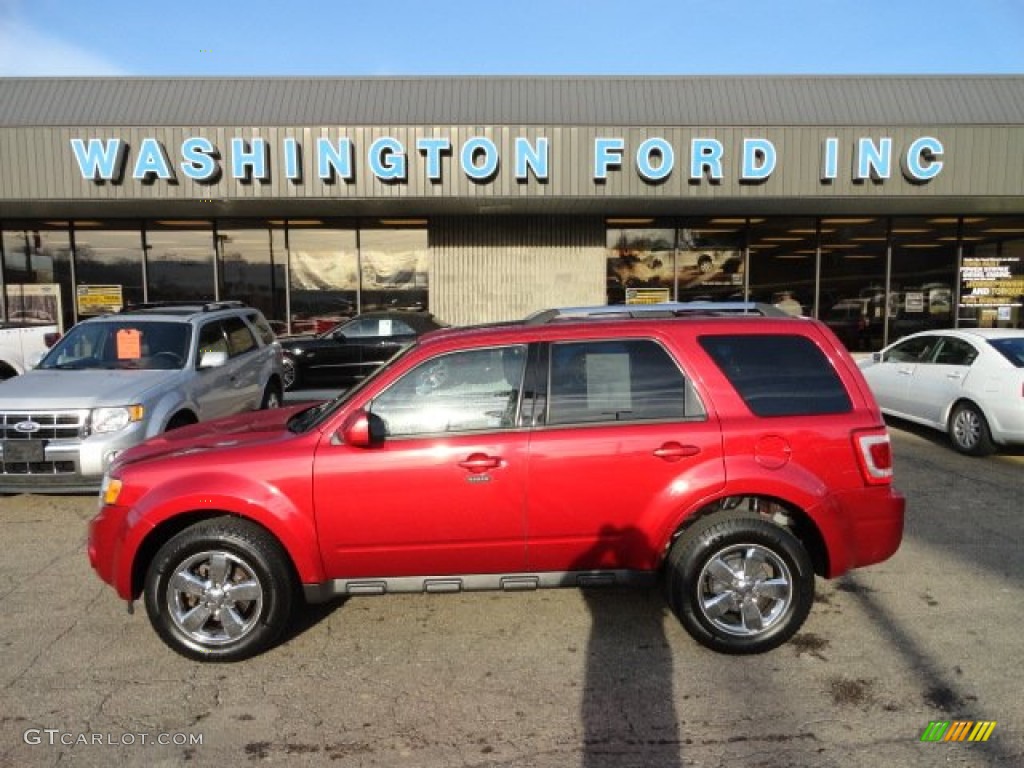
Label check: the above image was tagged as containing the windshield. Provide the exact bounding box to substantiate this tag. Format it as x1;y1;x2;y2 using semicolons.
39;320;192;371
287;342;418;433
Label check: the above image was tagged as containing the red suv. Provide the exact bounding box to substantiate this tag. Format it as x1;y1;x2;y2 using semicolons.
88;306;904;661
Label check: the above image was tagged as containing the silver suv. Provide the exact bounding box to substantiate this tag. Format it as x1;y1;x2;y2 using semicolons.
0;302;284;493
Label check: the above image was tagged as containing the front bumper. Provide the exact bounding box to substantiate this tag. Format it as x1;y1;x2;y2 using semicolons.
0;423;148;494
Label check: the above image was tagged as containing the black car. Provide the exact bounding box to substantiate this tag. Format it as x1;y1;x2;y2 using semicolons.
280;311;442;390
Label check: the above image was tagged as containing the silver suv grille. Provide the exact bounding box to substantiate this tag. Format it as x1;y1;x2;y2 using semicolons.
0;411;87;476
0;411;87;440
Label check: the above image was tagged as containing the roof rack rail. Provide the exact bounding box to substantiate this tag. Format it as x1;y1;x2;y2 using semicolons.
122;300;248;313
523;301;791;324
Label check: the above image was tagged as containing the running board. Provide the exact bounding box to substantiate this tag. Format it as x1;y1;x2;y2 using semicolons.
303;570;656;603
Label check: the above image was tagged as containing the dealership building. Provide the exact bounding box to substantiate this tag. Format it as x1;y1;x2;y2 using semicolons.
1;76;1022;348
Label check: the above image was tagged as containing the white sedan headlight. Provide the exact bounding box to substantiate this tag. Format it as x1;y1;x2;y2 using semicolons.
92;405;145;434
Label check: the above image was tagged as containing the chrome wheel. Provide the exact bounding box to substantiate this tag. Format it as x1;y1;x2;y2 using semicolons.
949;402;994;456
952;408;981;450
166;550;264;647
146;517;295;660
665;514;814;653
697;543;793;638
282;358;297;390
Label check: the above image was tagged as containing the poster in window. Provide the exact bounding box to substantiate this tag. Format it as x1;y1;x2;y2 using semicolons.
5;283;63;332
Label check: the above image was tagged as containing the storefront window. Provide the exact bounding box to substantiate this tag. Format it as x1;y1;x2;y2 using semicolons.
960;216;1024;329
675;219;746;302
606;227;676;304
819;218;889;352
889;216;957;341
1;222;72;331
72;224;145;316
288;226;358;334
747;217;816;315
216;223;287;333
144;223;216;304
359;227;429;312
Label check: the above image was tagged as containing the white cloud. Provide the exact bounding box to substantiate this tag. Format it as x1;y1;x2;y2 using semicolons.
0;15;126;76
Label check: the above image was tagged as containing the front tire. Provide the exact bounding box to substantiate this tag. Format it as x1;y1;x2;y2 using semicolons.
144;517;295;661
663;516;814;654
261;380;283;409
949;402;995;457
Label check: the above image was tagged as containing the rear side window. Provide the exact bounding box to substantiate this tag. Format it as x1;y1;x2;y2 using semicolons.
246;312;276;346
989;337;1024;367
699;334;852;417
224;317;257;356
547;339;705;426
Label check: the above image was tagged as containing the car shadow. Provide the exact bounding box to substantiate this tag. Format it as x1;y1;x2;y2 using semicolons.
580;587;682;768
575;525;683;768
838;574;1015;766
279;597;348;645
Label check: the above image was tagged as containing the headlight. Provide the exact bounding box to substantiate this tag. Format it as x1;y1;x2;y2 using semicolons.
92;405;145;434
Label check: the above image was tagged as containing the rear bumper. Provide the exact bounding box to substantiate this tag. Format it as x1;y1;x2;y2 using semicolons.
823;487;905;577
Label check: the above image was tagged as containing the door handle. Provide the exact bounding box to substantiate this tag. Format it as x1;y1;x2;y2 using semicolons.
458;454;502;473
652;442;700;462
946;372;963;379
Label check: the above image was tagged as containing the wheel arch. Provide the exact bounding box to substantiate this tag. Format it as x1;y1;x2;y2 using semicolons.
663;494;830;578
0;360;21;380
130;509;310;602
121;475;325;601
945;396;992;428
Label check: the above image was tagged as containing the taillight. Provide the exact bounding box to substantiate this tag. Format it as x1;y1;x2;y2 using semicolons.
44;332;61;348
853;429;894;485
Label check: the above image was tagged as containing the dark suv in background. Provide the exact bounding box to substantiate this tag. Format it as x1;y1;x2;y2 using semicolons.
89;304;904;660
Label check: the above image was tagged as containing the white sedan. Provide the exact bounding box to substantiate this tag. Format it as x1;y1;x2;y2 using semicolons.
858;328;1024;456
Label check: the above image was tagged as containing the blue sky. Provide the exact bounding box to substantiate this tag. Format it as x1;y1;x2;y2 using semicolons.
1;0;1023;77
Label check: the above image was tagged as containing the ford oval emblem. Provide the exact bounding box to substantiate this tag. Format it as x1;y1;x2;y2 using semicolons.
13;421;41;434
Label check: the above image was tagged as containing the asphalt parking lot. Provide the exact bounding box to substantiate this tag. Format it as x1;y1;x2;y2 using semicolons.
1;421;1022;767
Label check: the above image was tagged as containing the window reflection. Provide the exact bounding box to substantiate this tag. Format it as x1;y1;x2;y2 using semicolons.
73;226;145;314
360;228;429;312
216;223;286;332
819;218;888;351
288;227;358;334
747;217;816;316
1;222;72;331
889;216;957;341
145;224;216;304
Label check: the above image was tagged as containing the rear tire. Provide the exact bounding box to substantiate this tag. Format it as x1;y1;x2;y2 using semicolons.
949;402;995;457
144;517;295;662
663;515;814;654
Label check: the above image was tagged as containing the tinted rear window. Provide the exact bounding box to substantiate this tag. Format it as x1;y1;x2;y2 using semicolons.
699;334;852;417
988;337;1024;368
